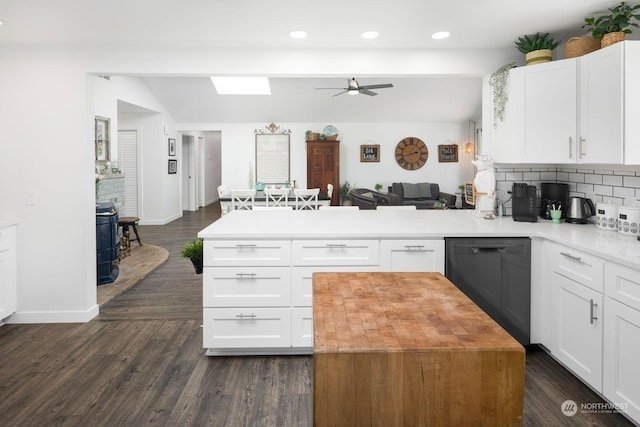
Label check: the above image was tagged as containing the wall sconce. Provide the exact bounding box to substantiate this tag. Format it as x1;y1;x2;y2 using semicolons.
465;142;474;155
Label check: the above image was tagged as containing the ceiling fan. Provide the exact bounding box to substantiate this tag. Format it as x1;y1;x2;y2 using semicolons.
316;78;393;97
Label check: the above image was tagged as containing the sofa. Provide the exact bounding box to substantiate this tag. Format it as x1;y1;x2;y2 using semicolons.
349;188;402;210
390;182;456;209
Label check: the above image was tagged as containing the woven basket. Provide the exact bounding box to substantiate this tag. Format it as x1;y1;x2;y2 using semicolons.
565;36;601;58
525;49;553;65
602;32;625;48
324;134;338;141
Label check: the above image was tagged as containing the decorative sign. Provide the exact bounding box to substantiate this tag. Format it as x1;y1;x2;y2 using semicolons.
464;181;475;205
438;144;459;163
255;133;290;184
360;144;380;162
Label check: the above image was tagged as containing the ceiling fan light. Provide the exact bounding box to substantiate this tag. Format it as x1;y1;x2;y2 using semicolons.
348;89;359;95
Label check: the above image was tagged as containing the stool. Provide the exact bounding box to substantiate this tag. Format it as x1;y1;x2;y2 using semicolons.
118;217;142;257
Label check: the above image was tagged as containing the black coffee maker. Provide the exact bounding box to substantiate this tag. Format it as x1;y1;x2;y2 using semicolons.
512;183;538;222
540;182;569;219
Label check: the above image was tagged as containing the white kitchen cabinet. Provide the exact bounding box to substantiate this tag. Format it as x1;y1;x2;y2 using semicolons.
603;262;640;423
578;42;623;164
291;239;378;266
0;225;17;322
379;239;444;273
550;243;604;391
203;240;291;267
202;266;291;307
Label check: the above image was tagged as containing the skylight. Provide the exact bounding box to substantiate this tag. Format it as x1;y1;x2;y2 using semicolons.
210;77;271;95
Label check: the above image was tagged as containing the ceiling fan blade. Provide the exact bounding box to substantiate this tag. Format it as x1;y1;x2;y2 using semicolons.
359;83;393;90
359;89;378;96
332;90;348;97
316;87;347;90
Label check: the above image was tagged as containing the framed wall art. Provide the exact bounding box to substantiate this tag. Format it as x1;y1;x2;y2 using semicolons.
168;159;177;174
360;144;380;162
95;116;110;162
168;138;176;156
438;144;458;163
255;129;290;185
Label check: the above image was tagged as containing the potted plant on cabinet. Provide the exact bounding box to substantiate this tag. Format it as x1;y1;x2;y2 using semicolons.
340;180;353;206
582;1;640;48
514;32;561;65
181;238;203;274
374;183;383;192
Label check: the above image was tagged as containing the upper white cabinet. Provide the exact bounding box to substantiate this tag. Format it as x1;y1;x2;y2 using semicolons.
484;41;640;165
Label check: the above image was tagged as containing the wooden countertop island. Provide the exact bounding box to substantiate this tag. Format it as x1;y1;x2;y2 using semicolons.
313;272;525;427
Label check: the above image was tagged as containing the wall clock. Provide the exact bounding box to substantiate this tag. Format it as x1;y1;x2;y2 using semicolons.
395;137;428;170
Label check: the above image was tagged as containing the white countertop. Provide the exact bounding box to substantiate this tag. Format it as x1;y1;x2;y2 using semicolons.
0;220;18;228
198;209;640;269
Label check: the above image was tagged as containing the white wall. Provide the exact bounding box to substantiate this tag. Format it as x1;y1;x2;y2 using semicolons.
0;44;515;323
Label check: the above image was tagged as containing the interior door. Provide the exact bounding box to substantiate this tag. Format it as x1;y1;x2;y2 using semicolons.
118;130;139;217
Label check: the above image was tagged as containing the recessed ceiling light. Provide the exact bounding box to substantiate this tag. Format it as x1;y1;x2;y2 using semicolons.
361;31;379;39
210;77;271;95
432;31;450;40
289;30;307;39
0;19;6;26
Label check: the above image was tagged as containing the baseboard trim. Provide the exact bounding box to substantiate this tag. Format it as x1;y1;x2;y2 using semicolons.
6;304;99;324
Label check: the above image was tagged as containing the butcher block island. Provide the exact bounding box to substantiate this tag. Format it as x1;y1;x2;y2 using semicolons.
313;272;525;427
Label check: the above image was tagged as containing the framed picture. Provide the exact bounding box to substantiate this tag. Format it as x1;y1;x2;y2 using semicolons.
95;116;110;162
168;138;176;156
360;144;380;162
168;159;177;174
438;144;458;162
255;133;290;185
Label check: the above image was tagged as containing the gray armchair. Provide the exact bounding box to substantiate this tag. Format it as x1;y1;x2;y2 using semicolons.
349;188;401;210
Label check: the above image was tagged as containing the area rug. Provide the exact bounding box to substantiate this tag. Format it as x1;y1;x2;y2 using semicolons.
97;244;169;307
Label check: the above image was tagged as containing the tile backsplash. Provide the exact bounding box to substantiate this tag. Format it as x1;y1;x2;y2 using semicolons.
494;164;640;215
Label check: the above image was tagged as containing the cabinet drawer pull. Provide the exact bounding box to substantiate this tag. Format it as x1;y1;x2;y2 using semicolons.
568;136;573;159
326;244;347;248
560;252;582;262
472;246;506;253
235;272;257;278
404;245;425;250
579;137;586;158
236;244;257;248
590;299;598;324
235;313;257;319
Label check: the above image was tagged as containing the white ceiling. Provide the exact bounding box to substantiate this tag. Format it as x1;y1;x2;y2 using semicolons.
0;0;633;123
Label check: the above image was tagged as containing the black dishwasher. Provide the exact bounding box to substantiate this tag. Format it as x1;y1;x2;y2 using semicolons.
445;237;531;345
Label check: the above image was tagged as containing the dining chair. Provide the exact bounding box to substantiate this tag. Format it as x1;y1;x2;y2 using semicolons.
231;189;256;210
294;188;320;210
327;183;334;199
376;205;417;210
264;188;290;207
252;206;293;211
319;205;359;210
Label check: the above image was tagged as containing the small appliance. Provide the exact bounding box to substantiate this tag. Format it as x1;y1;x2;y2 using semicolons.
540;182;569;219
565;197;596;224
512;183;538;222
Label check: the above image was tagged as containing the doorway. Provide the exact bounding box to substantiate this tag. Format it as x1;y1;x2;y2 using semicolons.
118;129;139;217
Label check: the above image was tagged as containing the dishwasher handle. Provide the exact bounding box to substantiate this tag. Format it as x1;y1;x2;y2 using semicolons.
471;246;508;254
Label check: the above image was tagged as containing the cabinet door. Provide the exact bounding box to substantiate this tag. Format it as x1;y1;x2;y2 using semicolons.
521;59;577;163
204;240;291;267
483;71;524;163
603;297;640;423
307;141;339;205
291;307;313;348
203;307;291;349
202;266;291;307
579;42;624;164
379;239;444;273
0;226;16;320
292;240;379;266
552;272;603;391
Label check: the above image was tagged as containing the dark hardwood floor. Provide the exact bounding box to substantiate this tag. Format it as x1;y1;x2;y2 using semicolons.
0;203;634;426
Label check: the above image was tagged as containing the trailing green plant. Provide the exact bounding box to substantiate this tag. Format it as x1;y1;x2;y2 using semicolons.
181;238;203;260
489;62;517;129
514;33;561;54
583;1;640;38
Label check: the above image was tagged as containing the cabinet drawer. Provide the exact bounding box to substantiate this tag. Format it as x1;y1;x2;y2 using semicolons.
605;262;640;311
203;308;291;349
203;267;291;307
0;226;15;252
204;240;291;266
550;244;604;293
292;308;313;348
379;239;444;273
291;266;378;307
292;240;379;266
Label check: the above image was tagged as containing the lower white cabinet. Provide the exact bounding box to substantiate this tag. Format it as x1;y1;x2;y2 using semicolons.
203;308;291;349
549;243;604;391
291;308;313;348
379;239;444;273
603;262;640;423
552;272;603;391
